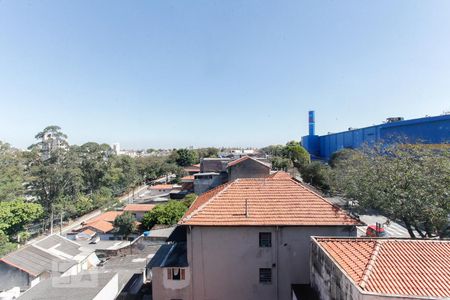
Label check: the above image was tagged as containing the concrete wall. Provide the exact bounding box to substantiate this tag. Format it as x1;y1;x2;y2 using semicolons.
228;159;270;182
310;242;429;300
194;175;222;195
152;267;190;300
188;226;356;300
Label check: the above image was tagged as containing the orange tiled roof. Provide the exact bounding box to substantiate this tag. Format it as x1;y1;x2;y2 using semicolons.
85;220;115;233
316;238;450;298
86;211;123;224
227;156;270;168
181;175;195;181
180;177;360;226
269;171;293;180
124;204;156;212
150;184;173;190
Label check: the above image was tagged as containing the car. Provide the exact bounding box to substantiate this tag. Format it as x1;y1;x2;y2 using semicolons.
366;225;387;237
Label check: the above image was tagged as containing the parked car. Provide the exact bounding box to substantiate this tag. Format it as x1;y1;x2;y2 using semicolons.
366;225;387;237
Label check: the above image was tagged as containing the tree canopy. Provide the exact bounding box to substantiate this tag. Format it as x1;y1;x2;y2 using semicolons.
331;144;450;238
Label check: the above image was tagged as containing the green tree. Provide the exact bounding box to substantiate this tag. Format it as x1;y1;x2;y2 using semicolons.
283;141;310;171
113;212;137;238
0;230;16;257
0;141;25;202
172;149;198;167
261;144;285;157
182;193;197;208
142;200;187;229
196;148;219;160
271;156;293;171
301;161;331;192
331;144;450;238
0;201;43;236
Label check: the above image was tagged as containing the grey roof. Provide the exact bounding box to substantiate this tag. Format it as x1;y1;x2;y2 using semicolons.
147;242;187;268
34;235;82;257
0;245;76;276
18;272;117;300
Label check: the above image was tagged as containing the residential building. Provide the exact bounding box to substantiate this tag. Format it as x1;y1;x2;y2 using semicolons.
227;155;271;181
184;164;201;175
73;211;123;240
19;272;119;300
0;235;98;292
124;203;156;221
150;174;360;300
150;184;176;193
310;237;450;300
193;172;224;195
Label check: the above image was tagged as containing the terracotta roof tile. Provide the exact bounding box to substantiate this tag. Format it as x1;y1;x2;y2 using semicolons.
316;238;450;298
150;184;174;190
180;178;360;226
124;204;155;212
269;171;293;180
86;211;122;224
85;220;114;233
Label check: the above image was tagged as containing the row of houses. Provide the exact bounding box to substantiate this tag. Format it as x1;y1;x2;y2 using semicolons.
148;171;450;300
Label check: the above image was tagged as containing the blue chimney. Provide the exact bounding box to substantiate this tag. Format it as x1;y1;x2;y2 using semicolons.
308;110;315;136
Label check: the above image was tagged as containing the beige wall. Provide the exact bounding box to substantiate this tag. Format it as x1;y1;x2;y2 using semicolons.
188;226;356;300
152;267;190;300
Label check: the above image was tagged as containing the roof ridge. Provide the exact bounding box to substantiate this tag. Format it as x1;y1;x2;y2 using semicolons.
181;180;237;223
359;240;383;289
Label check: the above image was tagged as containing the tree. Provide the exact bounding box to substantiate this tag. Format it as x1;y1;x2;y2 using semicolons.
0;230;16;257
172;149;198;167
301;161;331;193
0;141;25;202
196;148;219;160
331;144;450;238
283;141;310;171
271;156;293;171
261;144;285;157
182;193;197;208
142;200;187;229
0;201;43;236
113;212;137;238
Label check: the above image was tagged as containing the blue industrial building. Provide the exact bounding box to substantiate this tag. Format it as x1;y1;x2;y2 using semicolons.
302;111;450;161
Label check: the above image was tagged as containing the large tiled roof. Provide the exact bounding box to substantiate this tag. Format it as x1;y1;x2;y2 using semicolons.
86;211;122;224
315;238;450;298
180;177;360;226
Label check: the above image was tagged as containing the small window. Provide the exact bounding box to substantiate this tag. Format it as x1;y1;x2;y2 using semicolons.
167;268;186;281
259;232;272;247
259;268;272;284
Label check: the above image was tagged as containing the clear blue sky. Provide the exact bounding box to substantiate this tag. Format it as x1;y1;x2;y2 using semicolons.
1;1;449;149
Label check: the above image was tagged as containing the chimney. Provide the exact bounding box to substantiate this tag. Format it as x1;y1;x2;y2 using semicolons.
308;110;315;136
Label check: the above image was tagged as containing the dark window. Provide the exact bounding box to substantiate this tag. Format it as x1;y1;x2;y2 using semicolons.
167;268;186;281
259;268;272;284
259;232;272;247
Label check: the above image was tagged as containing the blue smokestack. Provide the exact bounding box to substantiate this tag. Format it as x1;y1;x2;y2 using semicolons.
308;111;315;136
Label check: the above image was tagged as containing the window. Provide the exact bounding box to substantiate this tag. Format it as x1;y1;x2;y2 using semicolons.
259;232;272;247
259;268;272;284
167;268;186;280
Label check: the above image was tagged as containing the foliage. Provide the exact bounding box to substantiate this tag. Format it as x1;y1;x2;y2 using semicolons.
171;149;198;167
0;230;16;257
142;200;187;229
0;142;25;202
301;161;331;193
331;144;450;238
113;212;137;237
196;148;219;160
261;144;285;157
182;193;197;208
328;148;357;168
271;156;293;171
283;141;310;170
0;201;43;236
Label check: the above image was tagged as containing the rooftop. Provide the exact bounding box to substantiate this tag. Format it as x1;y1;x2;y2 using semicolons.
19;271;118;300
147;242;188;268
227;155;271;168
85;211;123;224
180;177;360;226
124;203;156;212
149;184;174;190
314;238;450;298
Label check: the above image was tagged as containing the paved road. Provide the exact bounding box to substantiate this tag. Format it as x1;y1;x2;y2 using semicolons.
326;196;415;238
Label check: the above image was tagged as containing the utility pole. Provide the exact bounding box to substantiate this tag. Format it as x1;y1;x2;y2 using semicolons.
50;205;54;235
59;212;63;235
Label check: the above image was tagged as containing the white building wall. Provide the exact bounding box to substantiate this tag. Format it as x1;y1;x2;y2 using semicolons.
188;226;356;300
93;273;119;300
152;267;191;300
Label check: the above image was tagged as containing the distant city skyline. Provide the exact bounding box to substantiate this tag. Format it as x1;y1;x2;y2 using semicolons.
1;1;449;149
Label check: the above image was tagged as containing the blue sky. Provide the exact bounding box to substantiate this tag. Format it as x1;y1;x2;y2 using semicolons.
0;1;449;149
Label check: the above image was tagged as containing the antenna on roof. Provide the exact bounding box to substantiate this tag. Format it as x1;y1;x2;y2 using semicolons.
245;199;249;218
